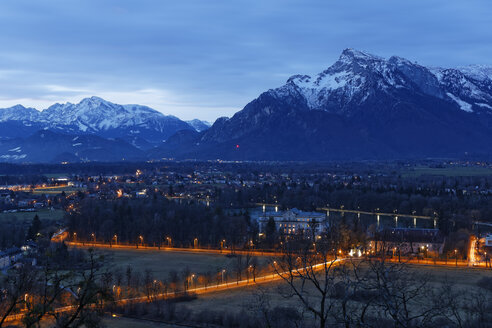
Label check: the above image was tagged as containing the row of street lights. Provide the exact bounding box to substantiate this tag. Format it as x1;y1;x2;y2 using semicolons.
73;233;177;247
73;233;251;251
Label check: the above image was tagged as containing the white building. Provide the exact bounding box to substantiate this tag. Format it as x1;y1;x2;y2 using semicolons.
258;208;327;237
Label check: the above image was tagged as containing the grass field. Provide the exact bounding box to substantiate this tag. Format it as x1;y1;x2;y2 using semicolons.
51;260;492;328
103;316;181;328
402;166;492;177
184;264;492;316
0;208;64;224
98;248;265;282
39;316;180;328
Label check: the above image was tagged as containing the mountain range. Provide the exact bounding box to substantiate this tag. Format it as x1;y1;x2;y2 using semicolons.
1;49;492;163
0;97;210;162
152;49;492;161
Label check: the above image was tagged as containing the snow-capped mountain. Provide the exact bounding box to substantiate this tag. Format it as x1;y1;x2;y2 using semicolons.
40;97;187;133
186;119;211;132
0;105;41;122
0;97;207;146
152;49;492;161
278;49;492;116
3;49;492;163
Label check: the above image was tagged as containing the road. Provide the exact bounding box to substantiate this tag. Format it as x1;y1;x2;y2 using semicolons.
3;258;340;323
65;241;280;257
65;241;492;268
5;241;491;324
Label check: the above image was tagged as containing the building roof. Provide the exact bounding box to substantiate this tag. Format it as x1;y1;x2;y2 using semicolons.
375;228;444;244
260;208;326;221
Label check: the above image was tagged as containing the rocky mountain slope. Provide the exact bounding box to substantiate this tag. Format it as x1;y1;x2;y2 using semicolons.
151;49;492;161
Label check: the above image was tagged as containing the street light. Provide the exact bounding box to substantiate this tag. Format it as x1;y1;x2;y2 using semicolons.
190;274;196;289
113;234;117;245
222;269;226;284
91;233;95;244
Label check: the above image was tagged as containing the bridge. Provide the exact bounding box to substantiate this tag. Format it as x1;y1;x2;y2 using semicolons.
255;203;438;229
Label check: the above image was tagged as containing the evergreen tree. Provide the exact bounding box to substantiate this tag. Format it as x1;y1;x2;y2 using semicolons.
27;214;41;240
266;216;276;247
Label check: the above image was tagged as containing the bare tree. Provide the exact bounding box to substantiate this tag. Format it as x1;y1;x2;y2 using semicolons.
364;259;447;328
22;263;72;328
0;264;37;327
272;243;340;328
53;249;112;328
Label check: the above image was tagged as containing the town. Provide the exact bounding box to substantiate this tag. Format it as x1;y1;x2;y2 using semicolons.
0;160;491;327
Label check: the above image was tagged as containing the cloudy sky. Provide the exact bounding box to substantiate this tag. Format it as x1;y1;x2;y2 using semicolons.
0;0;491;121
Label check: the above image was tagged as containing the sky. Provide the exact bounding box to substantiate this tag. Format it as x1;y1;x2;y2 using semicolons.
0;0;491;122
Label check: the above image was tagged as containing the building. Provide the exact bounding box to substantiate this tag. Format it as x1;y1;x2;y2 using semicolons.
258;208;327;237
371;228;445;255
485;234;492;248
0;247;23;270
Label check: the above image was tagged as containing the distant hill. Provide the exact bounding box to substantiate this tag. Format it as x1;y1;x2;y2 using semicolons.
0;130;143;163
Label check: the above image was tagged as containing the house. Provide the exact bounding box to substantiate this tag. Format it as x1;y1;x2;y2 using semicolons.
0;191;12;204
485;234;492;248
371;228;445;255
258;208;327;238
0;247;23;270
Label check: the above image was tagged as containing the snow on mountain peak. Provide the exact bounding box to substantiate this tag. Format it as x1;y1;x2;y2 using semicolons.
339;48;382;63
276;49;492;115
0;97;204;144
186;119;211;132
0;104;41;122
457;65;492;82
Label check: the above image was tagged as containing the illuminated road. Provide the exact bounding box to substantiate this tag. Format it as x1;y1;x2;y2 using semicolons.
384;257;484;268
3;259;340;323
66;241;280;257
5;244;490;324
66;241;490;268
